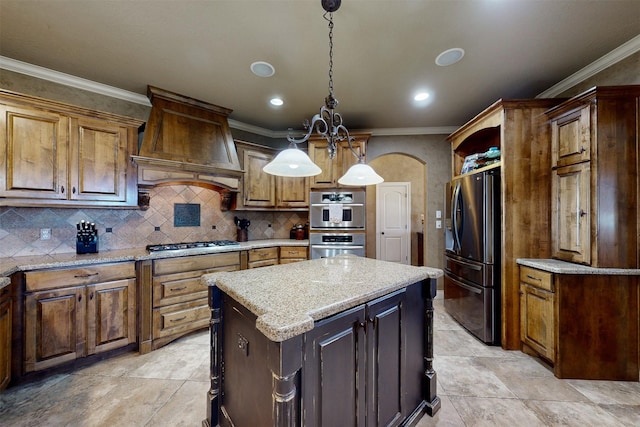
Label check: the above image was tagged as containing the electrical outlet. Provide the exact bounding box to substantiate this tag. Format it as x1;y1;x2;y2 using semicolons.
435;220;442;229
40;228;51;240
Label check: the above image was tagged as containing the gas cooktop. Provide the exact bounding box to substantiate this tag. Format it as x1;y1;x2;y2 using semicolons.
146;240;240;252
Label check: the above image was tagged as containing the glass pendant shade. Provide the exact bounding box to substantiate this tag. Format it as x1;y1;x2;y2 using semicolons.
263;147;322;177
338;162;384;186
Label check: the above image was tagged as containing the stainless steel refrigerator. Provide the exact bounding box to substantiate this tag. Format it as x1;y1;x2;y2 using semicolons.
444;168;501;344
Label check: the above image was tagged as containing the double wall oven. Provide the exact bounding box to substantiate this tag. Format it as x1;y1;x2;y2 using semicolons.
309;190;366;259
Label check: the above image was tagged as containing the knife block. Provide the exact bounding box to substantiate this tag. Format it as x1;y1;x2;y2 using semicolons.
76;236;99;254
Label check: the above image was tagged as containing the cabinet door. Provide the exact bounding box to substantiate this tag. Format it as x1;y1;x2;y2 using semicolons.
309;140;337;188
552;162;591;264
0;295;11;391
69;117;130;203
242;149;275;207
520;283;555;361
276;175;309;208
86;278;136;355
0;105;68;199
24;286;85;372
309;138;367;188
338;139;364;179
551;106;590;168
366;289;405;427
303;305;366;427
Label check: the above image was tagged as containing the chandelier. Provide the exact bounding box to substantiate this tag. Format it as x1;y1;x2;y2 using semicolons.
263;0;383;186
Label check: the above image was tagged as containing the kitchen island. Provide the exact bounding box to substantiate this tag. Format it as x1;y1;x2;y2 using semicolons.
202;255;443;427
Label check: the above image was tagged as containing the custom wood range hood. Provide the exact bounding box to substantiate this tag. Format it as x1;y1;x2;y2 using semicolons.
132;86;243;209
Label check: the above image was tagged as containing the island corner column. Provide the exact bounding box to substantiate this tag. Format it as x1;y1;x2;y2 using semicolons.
423;278;441;416
204;285;223;427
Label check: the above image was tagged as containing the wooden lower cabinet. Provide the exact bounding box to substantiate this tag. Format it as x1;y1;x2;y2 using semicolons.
0;287;11;391
519;267;555;361
23;262;136;373
279;246;308;264
519;265;639;380
139;252;240;353
247;247;278;268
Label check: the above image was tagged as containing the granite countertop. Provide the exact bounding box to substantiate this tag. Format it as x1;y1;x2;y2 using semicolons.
0;239;309;276
517;258;640;275
203;254;444;342
0;276;10;291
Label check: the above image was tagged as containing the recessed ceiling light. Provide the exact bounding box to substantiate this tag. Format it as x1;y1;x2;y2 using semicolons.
435;48;465;66
270;97;284;106
414;92;430;101
251;61;275;77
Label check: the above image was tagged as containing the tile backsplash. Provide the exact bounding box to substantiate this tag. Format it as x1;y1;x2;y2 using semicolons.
0;185;308;257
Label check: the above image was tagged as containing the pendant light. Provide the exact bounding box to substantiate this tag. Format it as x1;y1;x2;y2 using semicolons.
263;0;383;186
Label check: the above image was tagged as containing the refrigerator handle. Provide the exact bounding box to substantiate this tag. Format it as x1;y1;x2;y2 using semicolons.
452;182;462;252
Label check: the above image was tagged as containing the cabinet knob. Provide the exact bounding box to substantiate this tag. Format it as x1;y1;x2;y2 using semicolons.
72;187;76;194
580;146;587;153
579;209;587;217
61;185;65;194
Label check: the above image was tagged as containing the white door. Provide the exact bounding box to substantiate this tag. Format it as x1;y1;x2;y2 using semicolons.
376;183;411;264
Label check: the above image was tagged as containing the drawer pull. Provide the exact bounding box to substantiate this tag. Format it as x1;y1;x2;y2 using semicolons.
526;275;542;281
170;316;187;322
74;272;99;278
89;292;94;300
170;286;187;292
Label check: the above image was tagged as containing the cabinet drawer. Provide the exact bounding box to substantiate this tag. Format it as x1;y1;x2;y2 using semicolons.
152;298;210;339
519;266;553;291
153;252;240;275
280;246;308;260
153;264;239;307
25;262;135;292
248;247;278;262
248;259;278;269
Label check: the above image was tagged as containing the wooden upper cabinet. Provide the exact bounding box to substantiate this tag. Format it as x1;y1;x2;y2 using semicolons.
308;134;369;188
241;148;276;208
551;162;591;265
69;117;132;203
546;85;640;268
235;140;309;210
551;105;590;168
276;175;309;208
0;104;68;200
0;89;143;208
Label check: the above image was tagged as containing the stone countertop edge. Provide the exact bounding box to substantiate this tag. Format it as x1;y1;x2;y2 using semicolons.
0;239;310;276
517;258;640;275
203;254;444;342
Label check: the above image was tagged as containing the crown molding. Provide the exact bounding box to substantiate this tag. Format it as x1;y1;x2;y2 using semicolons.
0;56;152;106
537;34;640;98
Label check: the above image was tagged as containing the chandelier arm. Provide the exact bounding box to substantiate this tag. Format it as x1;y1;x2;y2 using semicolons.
287;113;330;145
337;126;364;161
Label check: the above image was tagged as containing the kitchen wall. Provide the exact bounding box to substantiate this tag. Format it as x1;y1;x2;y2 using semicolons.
0;185;307;257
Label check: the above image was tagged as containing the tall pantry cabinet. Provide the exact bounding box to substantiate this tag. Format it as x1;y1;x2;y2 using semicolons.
547;85;640;268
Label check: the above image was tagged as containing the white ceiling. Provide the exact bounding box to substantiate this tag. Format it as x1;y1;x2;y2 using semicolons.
1;0;639;134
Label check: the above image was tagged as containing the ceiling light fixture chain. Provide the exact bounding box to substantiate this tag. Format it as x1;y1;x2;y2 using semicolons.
264;0;383;186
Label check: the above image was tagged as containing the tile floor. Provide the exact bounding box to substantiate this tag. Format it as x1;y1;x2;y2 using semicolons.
1;296;639;426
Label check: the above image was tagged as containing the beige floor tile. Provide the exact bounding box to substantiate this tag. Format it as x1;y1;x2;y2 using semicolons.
524;400;629;426
566;379;640;405
450;395;546;427
146;380;210;426
435;355;517;399
415;395;465;427
599;403;640;426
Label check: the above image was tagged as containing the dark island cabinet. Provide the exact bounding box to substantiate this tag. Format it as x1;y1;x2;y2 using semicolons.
207;279;438;427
